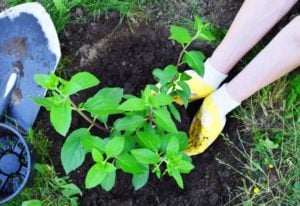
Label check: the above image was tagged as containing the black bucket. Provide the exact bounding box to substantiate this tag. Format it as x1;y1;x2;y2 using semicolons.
0;123;31;204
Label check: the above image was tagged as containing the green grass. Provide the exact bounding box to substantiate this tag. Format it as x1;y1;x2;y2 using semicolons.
7;0;148;32
7;0;79;32
219;74;300;205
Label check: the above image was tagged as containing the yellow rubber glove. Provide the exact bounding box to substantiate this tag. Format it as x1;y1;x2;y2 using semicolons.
175;59;228;104
185;84;240;156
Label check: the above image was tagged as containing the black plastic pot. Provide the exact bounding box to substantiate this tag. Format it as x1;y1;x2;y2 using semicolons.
0;123;31;204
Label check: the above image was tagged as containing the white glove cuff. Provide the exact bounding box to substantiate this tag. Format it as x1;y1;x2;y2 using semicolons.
211;84;241;116
184;59;227;90
202;58;227;89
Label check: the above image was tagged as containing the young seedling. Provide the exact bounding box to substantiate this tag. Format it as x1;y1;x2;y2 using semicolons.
33;16;212;191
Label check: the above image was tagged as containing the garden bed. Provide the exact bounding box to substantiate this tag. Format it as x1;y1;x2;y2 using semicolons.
34;14;244;206
32;0;300;205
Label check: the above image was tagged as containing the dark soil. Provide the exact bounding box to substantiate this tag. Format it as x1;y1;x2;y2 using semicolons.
35;1;300;206
35;16;242;206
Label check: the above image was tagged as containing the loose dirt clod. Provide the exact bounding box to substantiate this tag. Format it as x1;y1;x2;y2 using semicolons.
2;37;27;57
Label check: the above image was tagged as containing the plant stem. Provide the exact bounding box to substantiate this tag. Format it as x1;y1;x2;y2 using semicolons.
67;97;108;132
176;36;198;67
176;42;191;67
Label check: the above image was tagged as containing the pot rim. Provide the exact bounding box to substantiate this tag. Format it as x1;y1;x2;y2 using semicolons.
0;122;31;204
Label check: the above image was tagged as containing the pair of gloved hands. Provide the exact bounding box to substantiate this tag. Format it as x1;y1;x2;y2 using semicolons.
181;59;240;156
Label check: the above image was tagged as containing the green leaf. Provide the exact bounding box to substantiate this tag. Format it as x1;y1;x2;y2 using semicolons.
97;87;123;103
169;168;184;189
70;198;78;206
178;160;195;174
150;84;160;94
81;134;106;153
104;162;116;173
176;90;189;108
132;170;149;190
152;93;173;107
62;72;100;95
152;65;178;86
131;149;160;164
182;51;205;77
153;108;177;133
161;133;187;153
96;115;108;124
118;98;146;111
34;73;59;90
136;130;161;152
121;134;135;153
50;99;72;136
61;128;88;174
105;136;125;158
293;181;300;193
194;16;216;42
115;115;145;131
116;153;146;174
101;170;116;191
160;135;172;153
154;166;161;178
32;97;55;111
180;72;192;81
53;0;66;11
61;183;82;197
92;149;103;163
194;16;204;34
177;81;191;99
123;94;137;100
169;26;192;44
85;164;107;189
141;85;153;105
83;88;123;115
22;200;42;206
263;138;279;150
34;163;48;174
177;132;189;151
166;136;180;156
168;104;181;122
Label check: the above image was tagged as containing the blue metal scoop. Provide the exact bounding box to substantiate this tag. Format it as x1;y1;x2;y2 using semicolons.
0;3;61;204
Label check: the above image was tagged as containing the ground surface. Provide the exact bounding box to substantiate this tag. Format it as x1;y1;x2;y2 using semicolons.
34;0;300;205
34;14;244;206
36;15;242;205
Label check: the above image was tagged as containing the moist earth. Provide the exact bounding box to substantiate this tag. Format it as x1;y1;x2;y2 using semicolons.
37;16;241;206
35;1;300;206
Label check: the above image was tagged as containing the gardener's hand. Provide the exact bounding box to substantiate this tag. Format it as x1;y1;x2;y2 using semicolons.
185;84;240;156
175;59;227;104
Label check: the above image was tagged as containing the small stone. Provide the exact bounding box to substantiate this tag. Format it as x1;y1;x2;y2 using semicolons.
217;170;231;178
209;193;219;205
109;11;119;18
75;8;84;17
121;61;126;66
141;36;147;43
124;82;134;93
142;52;155;64
89;22;98;31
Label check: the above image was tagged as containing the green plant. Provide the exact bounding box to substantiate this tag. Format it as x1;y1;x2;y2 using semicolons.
19;164;82;206
33;16;211;191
